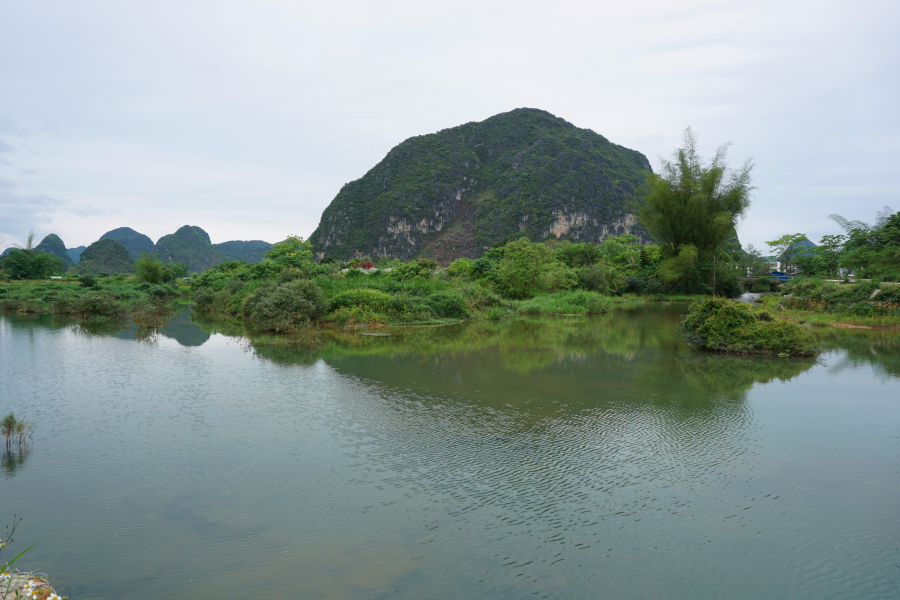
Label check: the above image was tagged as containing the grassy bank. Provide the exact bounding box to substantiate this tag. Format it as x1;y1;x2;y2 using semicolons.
756;279;900;330
0;276;187;326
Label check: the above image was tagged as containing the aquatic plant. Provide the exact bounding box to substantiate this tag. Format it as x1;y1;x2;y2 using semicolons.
681;298;819;356
0;414;33;449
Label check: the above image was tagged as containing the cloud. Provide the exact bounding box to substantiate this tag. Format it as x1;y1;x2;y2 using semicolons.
0;182;64;242
0;138;14;153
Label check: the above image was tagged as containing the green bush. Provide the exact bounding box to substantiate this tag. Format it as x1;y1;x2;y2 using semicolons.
391;259;438;281
148;285;176;299
80;275;97;288
243;280;328;332
77;292;126;318
447;258;474;278
682;298;818;356
329;288;395;313
425;292;469;319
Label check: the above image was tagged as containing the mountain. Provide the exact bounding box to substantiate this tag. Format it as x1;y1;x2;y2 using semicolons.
67;246;86;264
35;234;75;268
309;108;652;263
154;225;228;273
74;239;135;275
100;227;154;260
214;240;272;263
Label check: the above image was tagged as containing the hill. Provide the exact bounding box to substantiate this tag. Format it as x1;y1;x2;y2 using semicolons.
67;246;86;263
74;239;135;275
154;225;228;273
35;234;75;268
100;227;154;259
309;108;651;262
214;240;271;263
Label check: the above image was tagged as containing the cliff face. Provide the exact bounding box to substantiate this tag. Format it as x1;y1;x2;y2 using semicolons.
309;108;651;263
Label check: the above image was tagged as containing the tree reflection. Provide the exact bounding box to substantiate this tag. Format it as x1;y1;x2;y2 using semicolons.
2;448;29;478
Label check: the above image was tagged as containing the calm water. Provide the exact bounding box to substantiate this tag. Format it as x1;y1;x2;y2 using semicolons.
1;305;899;599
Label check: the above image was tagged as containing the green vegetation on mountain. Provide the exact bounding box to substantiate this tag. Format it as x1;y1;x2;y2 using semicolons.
154;225;228;273
310;108;651;262
74;239;135;275
214;240;271;263
100;227;154;260
35;234;74;268
67;245;85;264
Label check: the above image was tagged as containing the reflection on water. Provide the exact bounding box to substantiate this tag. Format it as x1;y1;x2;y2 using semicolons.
2;448;30;477
1;306;899;600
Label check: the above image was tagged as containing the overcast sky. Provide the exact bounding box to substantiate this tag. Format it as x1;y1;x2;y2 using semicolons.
1;0;897;252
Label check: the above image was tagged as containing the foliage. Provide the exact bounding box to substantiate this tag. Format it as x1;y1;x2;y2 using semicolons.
639;128;753;256
638;128;753;292
1;413;33;448
390;258;438;281
329;288;395;313
135;254;168;284
264;235;315;268
681;298;818;356
0;248;65;279
447;258;475;278
242;279;328;332
494;238;575;299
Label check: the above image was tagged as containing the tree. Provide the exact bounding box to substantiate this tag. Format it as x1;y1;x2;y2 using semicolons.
638;128;753;293
639;128;754;256
765;233;808;275
134;254;166;284
494;238;575;299
0;230;66;279
264;235;314;267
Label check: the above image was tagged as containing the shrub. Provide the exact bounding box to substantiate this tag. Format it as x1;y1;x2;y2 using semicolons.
329;288;395;313
80;275;97;288
576;264;610;294
391;259;438;281
77;291;125;318
447;258;475;278
243;280;328;332
425;292;469;319
681;298;818;356
495;238;575;299
624;277;665;295
148;285;176;299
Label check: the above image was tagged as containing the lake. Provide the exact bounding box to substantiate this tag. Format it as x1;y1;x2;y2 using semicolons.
1;305;899;599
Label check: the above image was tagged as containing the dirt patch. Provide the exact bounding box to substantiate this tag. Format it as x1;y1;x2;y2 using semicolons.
833;323;874;329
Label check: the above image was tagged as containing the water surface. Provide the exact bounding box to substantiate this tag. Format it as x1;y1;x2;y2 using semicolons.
1;306;898;599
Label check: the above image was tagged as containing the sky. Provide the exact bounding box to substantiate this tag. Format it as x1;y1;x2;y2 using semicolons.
1;0;898;252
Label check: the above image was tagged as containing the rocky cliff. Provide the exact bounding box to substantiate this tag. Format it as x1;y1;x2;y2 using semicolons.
309;108;651;263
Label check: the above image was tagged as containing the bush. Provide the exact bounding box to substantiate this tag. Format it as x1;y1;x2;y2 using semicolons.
80;275;97;288
447;258;475;278
624;277;665;295
425;292;469;319
148;285;176;299
681;298;818;356
77;291;126;318
495;238;575;299
391;259;438;281
243;280;328;332
329;288;395;313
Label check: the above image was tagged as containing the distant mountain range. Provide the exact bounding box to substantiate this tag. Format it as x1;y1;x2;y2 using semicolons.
18;228;274;274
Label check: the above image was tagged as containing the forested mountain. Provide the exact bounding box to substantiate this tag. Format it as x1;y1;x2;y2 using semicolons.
214;240;271;263
100;227;154;259
309;108;651;262
35;233;75;267
73;239;135;275
67;246;86;264
154;225;228;273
